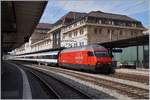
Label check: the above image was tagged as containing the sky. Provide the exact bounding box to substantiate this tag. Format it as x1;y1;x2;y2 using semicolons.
40;0;149;28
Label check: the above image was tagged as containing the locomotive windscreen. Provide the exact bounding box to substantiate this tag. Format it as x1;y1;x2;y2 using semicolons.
94;51;111;57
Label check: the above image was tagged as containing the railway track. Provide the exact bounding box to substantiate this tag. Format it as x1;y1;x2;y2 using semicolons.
22;66;92;99
43;67;149;99
23;67;60;99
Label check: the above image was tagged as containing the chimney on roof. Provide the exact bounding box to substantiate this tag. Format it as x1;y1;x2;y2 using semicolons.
96;11;103;13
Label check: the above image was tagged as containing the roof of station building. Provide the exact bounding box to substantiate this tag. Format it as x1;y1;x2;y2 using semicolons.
87;11;139;22
61;10;144;28
36;23;53;30
54;11;87;26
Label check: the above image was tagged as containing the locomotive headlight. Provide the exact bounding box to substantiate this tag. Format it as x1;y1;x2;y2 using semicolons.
97;62;101;64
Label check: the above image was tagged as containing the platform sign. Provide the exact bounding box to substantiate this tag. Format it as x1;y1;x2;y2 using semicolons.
112;48;123;53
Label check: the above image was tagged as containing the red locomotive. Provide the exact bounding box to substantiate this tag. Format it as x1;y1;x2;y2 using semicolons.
58;45;114;73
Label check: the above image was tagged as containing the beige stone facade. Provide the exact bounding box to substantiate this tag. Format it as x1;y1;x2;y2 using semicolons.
13;11;146;55
60;11;145;48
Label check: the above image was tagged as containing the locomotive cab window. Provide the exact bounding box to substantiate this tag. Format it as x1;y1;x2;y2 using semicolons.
88;51;95;56
94;51;111;57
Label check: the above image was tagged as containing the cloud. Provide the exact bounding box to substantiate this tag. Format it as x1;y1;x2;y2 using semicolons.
40;0;149;26
53;0;149;14
112;0;149;15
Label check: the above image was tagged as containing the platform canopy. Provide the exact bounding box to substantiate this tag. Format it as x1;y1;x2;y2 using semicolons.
2;1;47;52
98;35;149;48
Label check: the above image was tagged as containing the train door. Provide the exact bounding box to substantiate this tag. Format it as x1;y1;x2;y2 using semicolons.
75;51;82;64
87;51;93;65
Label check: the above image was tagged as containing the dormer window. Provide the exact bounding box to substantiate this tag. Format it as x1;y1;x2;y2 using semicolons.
108;21;112;25
74;23;77;27
85;17;88;22
98;20;101;24
112;21;114;25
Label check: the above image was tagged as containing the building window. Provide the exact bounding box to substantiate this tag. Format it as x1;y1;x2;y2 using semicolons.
120;30;122;35
98;20;101;24
70;44;72;47
99;29;102;34
104;20;110;24
74;43;77;47
74;23;77;27
79;42;84;46
69;33;72;37
70;26;72;29
132;23;136;27
79;42;82;46
81;42;84;46
111;30;114;34
112;21;114;25
108;21;112;25
74;31;77;36
94;28;97;34
80;20;84;24
131;31;137;36
80;29;84;35
108;29;110;33
63;34;65;38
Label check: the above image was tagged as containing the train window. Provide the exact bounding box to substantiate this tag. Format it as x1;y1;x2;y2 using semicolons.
45;55;49;59
46;55;50;59
52;55;58;59
37;56;42;59
42;56;46;59
88;51;94;56
33;56;37;59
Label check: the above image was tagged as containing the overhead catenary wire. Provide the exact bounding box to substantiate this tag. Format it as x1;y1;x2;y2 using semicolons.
116;0;146;13
51;0;68;22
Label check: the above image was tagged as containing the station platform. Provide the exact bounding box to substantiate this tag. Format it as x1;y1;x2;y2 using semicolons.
1;61;32;99
116;68;149;76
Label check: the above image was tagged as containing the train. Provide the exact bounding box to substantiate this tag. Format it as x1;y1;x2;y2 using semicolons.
13;44;115;74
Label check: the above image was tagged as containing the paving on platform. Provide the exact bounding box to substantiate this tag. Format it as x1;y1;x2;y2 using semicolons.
116;68;149;76
1;61;32;99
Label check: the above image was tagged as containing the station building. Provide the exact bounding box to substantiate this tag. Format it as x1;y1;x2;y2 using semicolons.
60;11;146;47
14;23;52;54
30;23;52;52
47;11;86;48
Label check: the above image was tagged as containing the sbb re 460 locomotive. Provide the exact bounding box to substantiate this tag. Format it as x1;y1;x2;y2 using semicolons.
12;45;115;74
59;45;114;73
